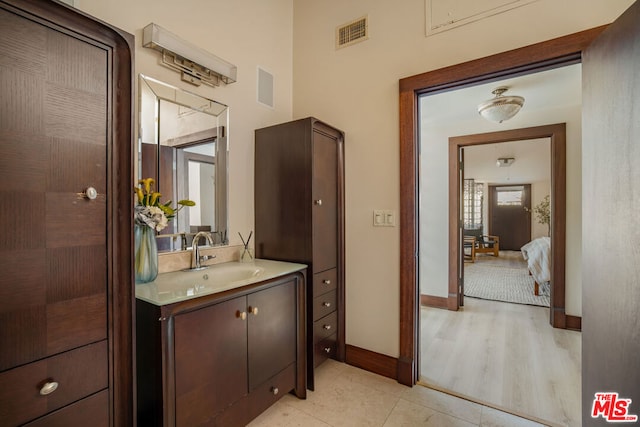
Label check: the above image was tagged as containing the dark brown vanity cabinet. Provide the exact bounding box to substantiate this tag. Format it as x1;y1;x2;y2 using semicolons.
136;273;306;426
255;117;345;389
0;1;133;426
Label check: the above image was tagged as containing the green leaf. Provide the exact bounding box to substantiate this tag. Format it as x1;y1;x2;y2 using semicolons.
158;204;174;216
178;199;196;206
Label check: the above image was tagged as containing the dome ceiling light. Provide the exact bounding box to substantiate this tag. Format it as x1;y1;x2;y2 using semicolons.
477;86;525;123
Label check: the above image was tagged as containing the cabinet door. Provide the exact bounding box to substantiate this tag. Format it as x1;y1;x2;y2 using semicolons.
311;129;338;273
0;6;108;370
174;297;248;426
248;280;297;390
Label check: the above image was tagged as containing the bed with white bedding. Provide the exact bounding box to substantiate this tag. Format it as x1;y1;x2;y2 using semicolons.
520;236;551;295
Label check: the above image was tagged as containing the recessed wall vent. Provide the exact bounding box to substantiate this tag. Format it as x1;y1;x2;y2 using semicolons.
336;16;368;49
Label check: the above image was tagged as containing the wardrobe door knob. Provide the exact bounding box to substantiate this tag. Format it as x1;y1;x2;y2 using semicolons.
314;199;323;206
322;302;331;308
79;187;98;200
324;347;331;354
322;279;331;285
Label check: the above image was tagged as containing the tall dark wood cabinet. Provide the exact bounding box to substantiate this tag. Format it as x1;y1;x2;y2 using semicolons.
255;117;345;389
0;1;133;425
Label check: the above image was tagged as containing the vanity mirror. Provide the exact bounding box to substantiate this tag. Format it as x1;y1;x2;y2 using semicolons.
139;75;229;252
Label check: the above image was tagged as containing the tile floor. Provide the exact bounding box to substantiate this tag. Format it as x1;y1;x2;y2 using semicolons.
248;359;549;426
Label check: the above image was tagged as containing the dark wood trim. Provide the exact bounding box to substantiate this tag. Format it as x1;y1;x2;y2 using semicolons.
399;26;606;93
345;345;398;381
420;294;449;309
399;27;605;387
565;315;582;331
398;88;419;386
449;124;567;330
448;136;461;310
165;127;220;147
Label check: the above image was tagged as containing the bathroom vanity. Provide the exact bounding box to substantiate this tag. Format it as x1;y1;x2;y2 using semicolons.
135;259;307;426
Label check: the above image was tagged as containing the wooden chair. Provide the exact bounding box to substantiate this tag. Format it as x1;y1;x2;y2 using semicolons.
463;236;476;262
463;228;500;258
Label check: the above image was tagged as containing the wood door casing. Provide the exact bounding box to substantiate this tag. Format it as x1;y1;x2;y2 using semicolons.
488;184;532;251
399;27;602;386
449;126;565;327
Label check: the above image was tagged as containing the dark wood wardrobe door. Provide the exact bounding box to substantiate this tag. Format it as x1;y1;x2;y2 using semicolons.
311;130;338;274
0;7;108;372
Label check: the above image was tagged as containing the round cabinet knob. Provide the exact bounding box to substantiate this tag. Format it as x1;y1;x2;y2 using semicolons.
314;199;323;206
271;387;279;395
250;306;259;316
39;381;59;396
83;187;98;200
322;279;331;285
322;302;332;308
324;347;331;354
323;324;332;330
237;311;247;320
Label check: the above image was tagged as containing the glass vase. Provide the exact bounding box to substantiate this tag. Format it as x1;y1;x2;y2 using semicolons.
134;223;158;284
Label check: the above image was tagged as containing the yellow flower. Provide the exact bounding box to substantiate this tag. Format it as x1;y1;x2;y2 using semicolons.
138;178;155;194
134;187;144;203
150;192;161;206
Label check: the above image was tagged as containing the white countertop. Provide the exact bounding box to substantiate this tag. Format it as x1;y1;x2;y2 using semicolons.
135;259;307;306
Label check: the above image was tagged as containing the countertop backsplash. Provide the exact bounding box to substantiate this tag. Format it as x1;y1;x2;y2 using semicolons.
158;244;247;273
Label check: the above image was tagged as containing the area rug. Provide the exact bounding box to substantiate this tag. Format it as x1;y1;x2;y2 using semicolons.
464;262;550;307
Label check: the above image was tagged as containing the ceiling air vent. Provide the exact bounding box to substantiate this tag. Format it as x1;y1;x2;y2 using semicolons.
336;16;368;49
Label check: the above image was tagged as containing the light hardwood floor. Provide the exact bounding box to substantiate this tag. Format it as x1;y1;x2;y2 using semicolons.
420;298;581;427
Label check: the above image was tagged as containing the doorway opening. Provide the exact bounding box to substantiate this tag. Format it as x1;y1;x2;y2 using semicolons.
397;27;603;390
447;124;567;320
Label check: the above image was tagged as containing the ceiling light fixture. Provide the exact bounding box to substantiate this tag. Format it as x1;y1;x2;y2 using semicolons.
142;23;237;88
496;157;515;167
478;86;524;123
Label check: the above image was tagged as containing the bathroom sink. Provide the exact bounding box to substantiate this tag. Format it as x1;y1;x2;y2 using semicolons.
135;259;307;306
152;263;263;296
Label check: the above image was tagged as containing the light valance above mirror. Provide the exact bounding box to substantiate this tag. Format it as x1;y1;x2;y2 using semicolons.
138;74;229;252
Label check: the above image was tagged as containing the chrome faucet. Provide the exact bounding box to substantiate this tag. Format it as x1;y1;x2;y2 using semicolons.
191;231;215;270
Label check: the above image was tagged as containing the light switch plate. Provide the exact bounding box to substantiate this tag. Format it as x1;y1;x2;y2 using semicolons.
373;209;395;227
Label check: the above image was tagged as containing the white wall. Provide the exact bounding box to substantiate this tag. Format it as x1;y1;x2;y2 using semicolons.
292;0;631;356
75;0;294;248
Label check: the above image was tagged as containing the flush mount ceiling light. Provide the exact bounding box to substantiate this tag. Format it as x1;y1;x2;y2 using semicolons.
478;86;524;123
142;23;237;88
496;157;515;167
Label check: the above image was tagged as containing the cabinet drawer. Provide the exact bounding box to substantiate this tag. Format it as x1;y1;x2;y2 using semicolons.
314;311;337;342
314;334;337;368
312;269;337;298
23;390;109;427
248;363;296;422
0;340;108;426
313;289;337;321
